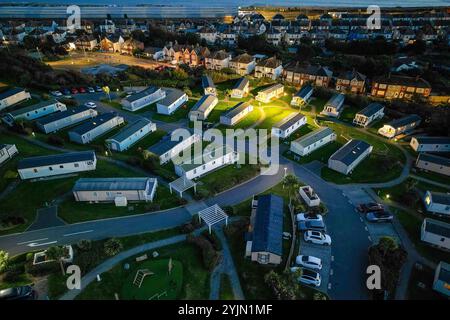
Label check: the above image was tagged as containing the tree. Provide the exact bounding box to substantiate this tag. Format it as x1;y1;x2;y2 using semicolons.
264;270;297;300
0;250;9;273
46;246;67;275
104;238;123;256
77;239;92;251
283;174;299;206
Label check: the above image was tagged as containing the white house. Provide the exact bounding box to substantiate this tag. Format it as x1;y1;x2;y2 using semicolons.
0;87;31;111
378;114;422;139
220;102;254;126
0;144;18;166
156;88;188;115
205;50;231;70
229;53;256;76
433;262;450;297
353;103;385;127
36;106;98;134
320;93;345;118
415;153;450;177
17;150;97;180
68;113;125;144
290;127;336;157
299;186;321;207
72;177;158;203
423;191;450;217
291;85;314;107
106;119;156;152
410;136;450;153
3;99;66;124
271;113;306;139
188;95;218;121
198;27;218;44
201;75;217;96
421;218;450;251
328;139;373;175
255;83;284;103
148;131;201;165
230;77;250;99
121;86;165;112
254;56;283;80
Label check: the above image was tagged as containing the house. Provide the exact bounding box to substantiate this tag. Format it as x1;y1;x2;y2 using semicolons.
75;35;97;51
17;150;97;180
198;27;217;44
72;177;158;203
320;93;345;118
283;62;333;87
143;47;164;60
328;139;373;175
423;191;450;217
163;43;210;67
0;87;31;111
205;50;230;70
201;75;217;96
378;114;422;139
68;112;125;144
299;185;320;207
120;38;144;55
230;78;250;99
415;153;450;177
106;119;156;152
36;105;98;134
271;113;306;139
433;262;450;297
255;83;284;103
371;75;432;100
99;34;124;52
421;218;450;251
174;144;238;180
220;102;254;126
0;144;18;166
290;127;337;157
254;56;283;80
188;95;218;121
229;53;256;75
99;19;116;34
410;136;450;153
3;99;67;124
156;88;188;115
266;29;283;46
336;70;367;94
245;194;284;265
121;86;166;112
148;131;201;165
291;84;313;107
353;103;385;127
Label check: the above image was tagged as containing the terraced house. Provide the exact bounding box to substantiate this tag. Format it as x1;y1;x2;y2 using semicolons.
254;56;283;80
371;75;432;100
229;53;256;76
335;70;367;94
283;62;333;87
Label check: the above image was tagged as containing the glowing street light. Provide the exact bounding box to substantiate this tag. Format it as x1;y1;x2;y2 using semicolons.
386;194;390;199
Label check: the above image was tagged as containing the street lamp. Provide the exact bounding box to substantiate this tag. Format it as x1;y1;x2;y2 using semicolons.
386;194;390;199
284;167;287;177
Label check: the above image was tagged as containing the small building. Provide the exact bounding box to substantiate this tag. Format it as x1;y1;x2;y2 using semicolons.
148;131;201;165
410;136;450;153
17;150;97;180
353;103;384;127
291;85;313;107
433;262;450;297
423;191;450;217
156;88;188;115
188;94;218;121
121;86;165;112
271;113;306;139
328;139;373;175
421;218;450;251
245;194;284;265
290;127;336;157
255;83;284;103
220;102;254;126
36;106;98;134
72;177;158;203
105;119;156;152
299;185;320;207
68;112;125;144
320;93;345;117
0;144;18;166
415;153;450;177
230;77;250;99
378;114;422;139
0;87;31;111
201;75;217;96
3;99;67;124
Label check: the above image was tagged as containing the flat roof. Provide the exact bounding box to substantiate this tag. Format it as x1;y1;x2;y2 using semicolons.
107;118;152;143
18;150;95;169
73;177;156;191
413;136;450;145
417;153;450;167
124;86;160;103
330;139;371;166
190;94;218;113
0;87;25;100
69;112;119;135
222;102;252;119
36;106;91;126
158;88;186;107
293;127;334;147
357;103;384;117
424;218;450;238
387;114;421;129
273;113;305;131
8;99;59;117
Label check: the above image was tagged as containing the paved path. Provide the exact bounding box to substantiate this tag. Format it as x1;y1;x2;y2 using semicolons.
27;206;66;231
410;174;450;189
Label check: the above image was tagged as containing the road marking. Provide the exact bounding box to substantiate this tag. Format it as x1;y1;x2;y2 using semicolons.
331;255;334;262
63;230;94;237
330;269;334;276
17;238;48;245
328;283;332;290
360;217;364;222
365;226;368;232
27;241;57;247
368;235;372;242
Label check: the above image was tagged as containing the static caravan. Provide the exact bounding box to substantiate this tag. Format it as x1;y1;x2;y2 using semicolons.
353;103;384;127
0;87;31;111
410;136;450;153
433;262;450;297
230;77;250;99
36;106;98;134
415;153;450;177
378;114;421;139
0;144;18;166
68;112;125;144
255;84;284;103
320;93;345;117
271;113;306;139
188;95;218;121
423;191;450;217
220;102;253;126
290;127;336;157
201;75;217;96
421;218;450;251
106;119;156;152
156;88;188;115
121;86;165;112
3;99;66;124
328;139;372;175
291;85;314;107
148;131;201;165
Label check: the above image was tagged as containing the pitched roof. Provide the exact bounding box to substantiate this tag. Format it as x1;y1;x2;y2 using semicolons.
190;94;218;113
294;84;314;99
106;119;152;143
417;153;450;167
357;103;384;117
387;114;421;129
18;150;95;169
374;75;431;88
231;53;254;64
258;83;283;95
201;75;215;89
330;139;371;166
429;192;450;206
222;102;252;119
36;106;91;126
413;136;450;145
124;86;161;103
293;127;334;148
0;87;26;100
232;77;249;91
273;113;305;131
148;130;195;156
256;56;282;68
158;88;186;107
73;177;156;192
177;144;234;171
424;218;450;238
338;70;367;81
68;112;120;135
7;99;60;117
325;93;345;108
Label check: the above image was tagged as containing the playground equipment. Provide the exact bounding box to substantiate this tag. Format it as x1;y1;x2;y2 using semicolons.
133;269;154;288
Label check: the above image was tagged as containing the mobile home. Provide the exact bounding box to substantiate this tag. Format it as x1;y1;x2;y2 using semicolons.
105;119;156;152
68;113;125;144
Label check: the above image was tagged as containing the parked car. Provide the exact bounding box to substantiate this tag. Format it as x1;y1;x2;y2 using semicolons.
0;285;36;300
78;87;86;93
95;85;103;92
84;102;97;109
296;213;323;222
298;220;325;232
297;268;321;287
71;87;79;94
304;230;331;245
87;86;95;93
366;211;393;223
50;90;62;97
295;255;322;270
357;202;384;213
61;88;71;96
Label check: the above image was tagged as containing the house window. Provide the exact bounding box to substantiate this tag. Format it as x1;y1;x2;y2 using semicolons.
257;253;269;264
74;163;79;167
60;165;64;169
33;168;38;173
49;167;53;171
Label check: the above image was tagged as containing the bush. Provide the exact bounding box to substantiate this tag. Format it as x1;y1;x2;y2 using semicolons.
25;261;59;276
104;238;123;256
186;234;221;271
0;250;9;273
201;230;222;251
2;268;22;282
76;239;92;252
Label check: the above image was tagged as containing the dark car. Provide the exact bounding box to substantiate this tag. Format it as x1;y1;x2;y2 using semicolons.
366;211;394;223
61;88;71;96
298;220;326;232
78;87;86;93
95;85;103;92
71;87;79;94
0;285;36;300
357;202;384;213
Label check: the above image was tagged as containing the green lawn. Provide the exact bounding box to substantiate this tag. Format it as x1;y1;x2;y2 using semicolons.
413;169;450;186
111;129;167;162
257;107;296;130
308;97;328;114
151;100;195;123
219;274;235;300
339;105;362;123
233;108;262;129
207;100;238;123
407;263;447;300
285;141;342;165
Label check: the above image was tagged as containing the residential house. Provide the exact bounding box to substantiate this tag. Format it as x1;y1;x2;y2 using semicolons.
99;34;124;52
290;127;337;157
423;191;450;217
51;28;67;43
99;20;116;34
105;119;156;152
254;56;283;80
36;105;98;134
378;114;422;139
205;50;231;70
75;35;97;51
353;103;385;127
371;75;432;100
68;113;125;144
220;102;254;126
148;131;201;165
266;28;283;46
229;53;256;75
271;113;306;139
433;262;450;297
230;77;250;99
328;139;373;175
143;47;164;60
283;62;333;87
198;27;218;44
255;84;284;103
0;144;18;166
410;136;450;153
3;99;67;124
121;86;165;112
320;93;345;118
202;75;217;96
421;218;450;251
336;70;367;94
120;38;144;55
188;94;219;121
415;153;450;177
156;88;188;115
218;28;237;46
0;87;31;111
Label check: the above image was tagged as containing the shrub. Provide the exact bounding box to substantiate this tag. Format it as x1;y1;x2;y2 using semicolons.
76;239;92;252
3;170;18;179
25;261;59;276
186;234;220;271
104;238;123;256
2;268;22;282
0;250;9;273
201;230;222;251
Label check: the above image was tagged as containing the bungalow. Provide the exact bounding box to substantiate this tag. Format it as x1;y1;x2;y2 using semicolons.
230;77;250;99
188;94;218;121
220;102;254;126
72;177;158;203
121;86;165;112
255;84;284;103
36;105;98;134
290;127;337;157
371;75;432;100
320;93;345;118
75;35;97;51
17;150;97;180
202;75;217;96
174;144;238;180
421;218;450;251
3;99;67;124
148;131;201;165
245;194;284;265
423;191;450;217
68;112;125;144
415;153;450;177
433;262;450;297
229;53;256;76
328;139;373;175
205;50;231;70
291;85;313;107
378;114;422;139
0;144;18;166
410;136;450;153
105;119;156;152
254;56;283;80
120;38;144;55
271;113;306;139
0;87;31;111
353;103;385;127
156;88;188;115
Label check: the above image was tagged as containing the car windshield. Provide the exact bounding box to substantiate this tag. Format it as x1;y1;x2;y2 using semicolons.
301;256;309;262
303;269;316;277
